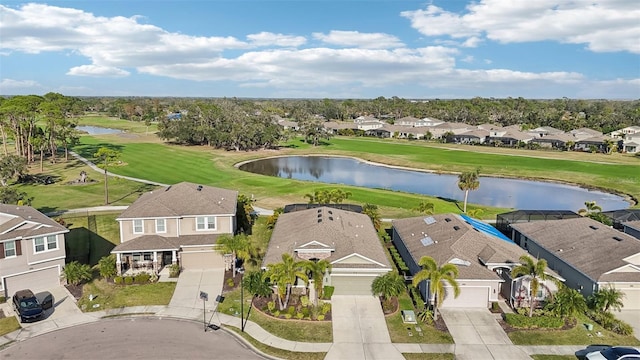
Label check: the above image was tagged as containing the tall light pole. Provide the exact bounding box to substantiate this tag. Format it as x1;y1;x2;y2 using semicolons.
239;268;246;332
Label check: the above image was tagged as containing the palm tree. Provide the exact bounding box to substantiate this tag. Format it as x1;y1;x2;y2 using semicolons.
93;147;120;205
457;168;480;213
304;259;332;304
414;201;435;215
362;203;382;231
588;285;625;313
412;256;460;320
511;255;549;317
263;253;309;311
215;234;250;276
548;284;586;318
371;272;406;307
578;200;602;216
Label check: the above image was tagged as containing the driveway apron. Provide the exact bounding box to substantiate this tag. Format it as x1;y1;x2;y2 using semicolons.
325;295;404;360
169;269;225;310
440;308;531;360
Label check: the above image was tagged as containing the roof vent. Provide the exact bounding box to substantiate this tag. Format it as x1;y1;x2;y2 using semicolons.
445;218;452;222
328;216;333;221
318;218;322;223
165;186;172;191
589;225;598;230
453;226;460;231
197;185;203;191
613;236;623;242
328;210;333;214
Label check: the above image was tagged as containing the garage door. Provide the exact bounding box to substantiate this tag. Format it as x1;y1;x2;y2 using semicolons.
440;286;489;308
331;275;376;296
621;289;640;310
4;267;60;298
180;251;224;269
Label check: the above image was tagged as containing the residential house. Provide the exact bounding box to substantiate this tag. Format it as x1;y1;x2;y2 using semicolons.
323;121;358;135
610;126;640;139
111;182;238;275
451;129;489;144
366;124;427;139
429;122;473;139
527;126;565;138
602;209;640;231
623;221;640;240
395;116;422;127
511;217;640;309
622;132;640;154
262;206;392;296
495;210;581;238
489;129;533;147
569;128;603;141
0;204;69;297
392;214;560;309
529;133;575;149
574;136;616;153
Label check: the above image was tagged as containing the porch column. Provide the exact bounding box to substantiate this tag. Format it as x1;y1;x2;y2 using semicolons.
153;251;158;274
172;250;177;265
116;253;122;275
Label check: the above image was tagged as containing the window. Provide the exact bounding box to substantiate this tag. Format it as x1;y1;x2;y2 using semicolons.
133;219;143;234
34;235;57;253
4;240;16;257
196;216;216;231
156;219;166;233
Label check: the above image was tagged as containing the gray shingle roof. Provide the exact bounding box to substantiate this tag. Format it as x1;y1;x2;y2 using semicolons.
111;233;222;252
392;214;531;281
0;204;68;241
511;217;640;282
117;182;238;219
263;207;391;269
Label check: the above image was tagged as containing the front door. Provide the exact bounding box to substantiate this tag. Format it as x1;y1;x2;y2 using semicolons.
163;252;172;266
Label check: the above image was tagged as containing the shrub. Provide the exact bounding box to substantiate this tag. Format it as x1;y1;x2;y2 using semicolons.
491;302;500;312
135;273;151;284
114;276;123;284
503;313;563;329
0;296;5;303
63;261;93;286
273;310;280;317
418;309;434;325
295;312;304;320
124;276;134;285
322;286;335;299
168;263;180;278
587;310;634;335
317;315;325;321
321;302;331;315
226;278;235;287
302;307;310;318
284;313;292;319
287;306;296;315
267;301;276;313
300;295;310;307
98;254;117;279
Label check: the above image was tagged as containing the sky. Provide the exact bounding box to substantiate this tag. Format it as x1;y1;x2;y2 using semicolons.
1;0;639;99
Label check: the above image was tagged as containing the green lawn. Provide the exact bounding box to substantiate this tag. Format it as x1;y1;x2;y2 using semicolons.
0;317;20;337
77;279;176;312
227;326;327;360
61;212;121;265
508;314;640;346
386;292;453;344
218;288;333;343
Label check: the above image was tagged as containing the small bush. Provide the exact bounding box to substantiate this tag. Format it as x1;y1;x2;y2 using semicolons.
0;296;6;303
284;313;292;319
226;278;235;287
503;313;563;329
168;263;180;278
302;307;310;318
295;312;304;320
267;301;276;313
323;286;335;299
114;276;123;284
124;276;134;285
587;311;633;335
300;296;310;307
491;302;500;311
317;315;325;321
135;273;151;284
287;306;296;315
321;302;331;315
273;310;280;317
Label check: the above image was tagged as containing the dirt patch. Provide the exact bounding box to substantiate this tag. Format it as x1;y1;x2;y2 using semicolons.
65;284;83;300
380;296;399;315
222;270;243;292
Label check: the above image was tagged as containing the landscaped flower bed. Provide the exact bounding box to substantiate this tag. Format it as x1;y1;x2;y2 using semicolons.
252;295;332;321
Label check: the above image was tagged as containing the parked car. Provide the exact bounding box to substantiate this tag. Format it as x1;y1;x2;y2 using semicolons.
12;289;44;323
576;345;613;360
586;346;640;360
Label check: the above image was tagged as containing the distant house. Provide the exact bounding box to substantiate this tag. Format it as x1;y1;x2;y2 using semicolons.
452;129;489;144
569;128;602;141
622;133;640;153
623;221;640;240
489;130;533;146
429;122;473;139
495;210;581;238
530;133;575;149
610;126;640;139
511;217;640;310
527;126;565;138
111;182;238;275
263;206;392;296
323;121;358;134
392;214;561;309
574;136;616;152
0;205;69;297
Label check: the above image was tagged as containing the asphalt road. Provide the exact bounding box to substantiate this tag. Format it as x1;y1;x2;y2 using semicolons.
0;317;266;360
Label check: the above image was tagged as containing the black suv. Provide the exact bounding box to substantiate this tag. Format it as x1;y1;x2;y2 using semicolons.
12;289;44;323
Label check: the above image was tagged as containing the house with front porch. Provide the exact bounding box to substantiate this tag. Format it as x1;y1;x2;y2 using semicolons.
111;182;238;276
392;214;561;309
262;206;392;296
0;204;69;297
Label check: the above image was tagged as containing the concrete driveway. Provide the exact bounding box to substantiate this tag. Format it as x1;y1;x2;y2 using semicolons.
169;269;225;310
439;308;531;360
325;295;404;360
617;310;640;341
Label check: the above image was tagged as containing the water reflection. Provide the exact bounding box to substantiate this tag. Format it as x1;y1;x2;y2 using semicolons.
239;156;629;211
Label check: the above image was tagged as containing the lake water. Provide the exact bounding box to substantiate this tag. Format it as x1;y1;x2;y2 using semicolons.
77;126;123;135
238;156;629;211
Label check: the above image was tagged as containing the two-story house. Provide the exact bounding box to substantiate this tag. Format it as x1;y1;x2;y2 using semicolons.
111;182;238;275
0;204;69;297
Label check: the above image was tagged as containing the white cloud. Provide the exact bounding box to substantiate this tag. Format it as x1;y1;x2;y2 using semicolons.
67;65;130;77
0;78;43;93
247;32;306;47
312;31;404;49
401;1;640;53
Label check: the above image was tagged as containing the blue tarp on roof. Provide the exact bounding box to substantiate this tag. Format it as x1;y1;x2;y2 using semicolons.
458;214;513;243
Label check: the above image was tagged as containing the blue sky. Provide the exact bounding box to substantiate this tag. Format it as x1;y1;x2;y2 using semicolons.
1;0;639;99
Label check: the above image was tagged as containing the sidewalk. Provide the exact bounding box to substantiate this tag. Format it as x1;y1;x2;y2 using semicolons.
0;303;589;358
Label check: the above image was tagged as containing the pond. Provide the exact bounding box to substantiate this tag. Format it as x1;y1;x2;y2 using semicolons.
238;156;629;211
76;125;124;135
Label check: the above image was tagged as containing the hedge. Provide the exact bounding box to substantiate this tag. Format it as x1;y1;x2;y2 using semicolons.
503;313;564;329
